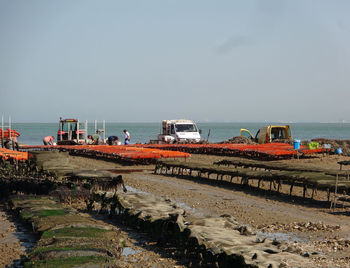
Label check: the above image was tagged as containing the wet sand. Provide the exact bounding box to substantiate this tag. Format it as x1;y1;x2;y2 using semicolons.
0;209;34;267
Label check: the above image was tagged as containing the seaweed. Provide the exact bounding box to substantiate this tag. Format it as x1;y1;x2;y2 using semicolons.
24;256;107;268
42;227;111;238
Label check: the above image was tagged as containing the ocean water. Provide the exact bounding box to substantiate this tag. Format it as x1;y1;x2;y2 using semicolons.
9;122;350;145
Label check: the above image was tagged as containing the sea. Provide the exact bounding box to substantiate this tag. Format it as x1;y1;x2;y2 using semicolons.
10;122;350;146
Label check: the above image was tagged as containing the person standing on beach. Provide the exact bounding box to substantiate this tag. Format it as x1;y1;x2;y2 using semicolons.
43;136;55;145
123;129;130;145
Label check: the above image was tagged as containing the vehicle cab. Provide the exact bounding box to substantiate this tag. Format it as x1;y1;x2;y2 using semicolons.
240;125;292;144
158;119;201;143
57;118;85;145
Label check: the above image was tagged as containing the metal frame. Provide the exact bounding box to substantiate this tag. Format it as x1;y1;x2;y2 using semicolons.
1;115;12;148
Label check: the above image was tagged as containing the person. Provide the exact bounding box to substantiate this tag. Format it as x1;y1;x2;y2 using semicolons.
116;137;121;145
92;131;101;145
43;136;55;145
86;135;94;145
4;137;19;150
123;129;130;145
107;136;119;145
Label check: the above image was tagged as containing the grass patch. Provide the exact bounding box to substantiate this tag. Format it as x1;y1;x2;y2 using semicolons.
20;209;66;220
37;209;67;217
24;255;107;268
29;245;95;256
42;227;110;238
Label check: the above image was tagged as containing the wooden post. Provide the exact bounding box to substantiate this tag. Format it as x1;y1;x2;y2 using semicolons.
303;184;307;198
103;120;106;142
77;120;80;144
85;120;88;141
1;115;3;148
60;121;63;142
330;174;339;210
327;188;330;202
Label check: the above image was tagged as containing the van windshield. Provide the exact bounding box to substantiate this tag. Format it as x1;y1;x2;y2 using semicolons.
175;124;197;132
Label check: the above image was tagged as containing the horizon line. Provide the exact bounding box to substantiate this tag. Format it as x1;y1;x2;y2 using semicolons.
10;121;350;124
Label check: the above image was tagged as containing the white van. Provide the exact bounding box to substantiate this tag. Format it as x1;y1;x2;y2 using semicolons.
157;119;201;144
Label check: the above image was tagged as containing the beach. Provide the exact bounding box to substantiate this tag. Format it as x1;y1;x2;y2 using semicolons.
1;148;349;267
12;122;350;145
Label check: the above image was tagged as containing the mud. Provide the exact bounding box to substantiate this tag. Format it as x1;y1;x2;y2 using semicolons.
2;151;350;267
0;208;36;267
88;191;310;267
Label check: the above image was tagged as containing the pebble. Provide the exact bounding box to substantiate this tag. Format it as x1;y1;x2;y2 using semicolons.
259;221;340;233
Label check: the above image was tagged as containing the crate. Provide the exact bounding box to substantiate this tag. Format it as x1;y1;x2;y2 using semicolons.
307;142;319;149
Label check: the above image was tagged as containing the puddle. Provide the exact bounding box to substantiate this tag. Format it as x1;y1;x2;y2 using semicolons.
121;247;142;261
176;201;197;214
121;247;141;257
256;231;304;243
125;186;149;195
107;168;153;174
0;210;37;268
15;223;37;253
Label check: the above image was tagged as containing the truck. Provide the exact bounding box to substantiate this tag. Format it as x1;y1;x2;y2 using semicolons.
157;119;201;144
57;118;106;145
57;118;85;145
240;125;292;144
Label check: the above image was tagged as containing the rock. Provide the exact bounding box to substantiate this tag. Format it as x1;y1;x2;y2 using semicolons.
302;252;310;257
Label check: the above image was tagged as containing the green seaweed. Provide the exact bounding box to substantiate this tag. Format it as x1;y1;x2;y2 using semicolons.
42;227;110;238
29;245;93;256
20;209;67;220
36;209;67;217
24;256;107;268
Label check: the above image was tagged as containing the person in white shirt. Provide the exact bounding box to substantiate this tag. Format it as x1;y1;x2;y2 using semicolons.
123;129;130;145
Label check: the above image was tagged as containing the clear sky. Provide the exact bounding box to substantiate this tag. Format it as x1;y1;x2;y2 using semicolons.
1;0;349;123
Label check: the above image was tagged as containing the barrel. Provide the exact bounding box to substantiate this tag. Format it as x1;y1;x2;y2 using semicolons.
293;139;301;150
335;148;342;155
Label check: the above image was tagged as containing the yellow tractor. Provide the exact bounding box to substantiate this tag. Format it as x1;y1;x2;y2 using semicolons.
240;125;292;144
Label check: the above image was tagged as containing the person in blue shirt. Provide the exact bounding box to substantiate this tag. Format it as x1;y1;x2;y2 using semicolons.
107;136;119;145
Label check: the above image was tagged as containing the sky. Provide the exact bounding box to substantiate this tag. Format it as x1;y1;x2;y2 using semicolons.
1;0;350;123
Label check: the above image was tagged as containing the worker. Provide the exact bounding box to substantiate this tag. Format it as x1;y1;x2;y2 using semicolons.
86;135;94;145
92;131;101;145
116;137;122;145
43;136;55;145
4;137;19;150
107;136;119;145
123;129;130;145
